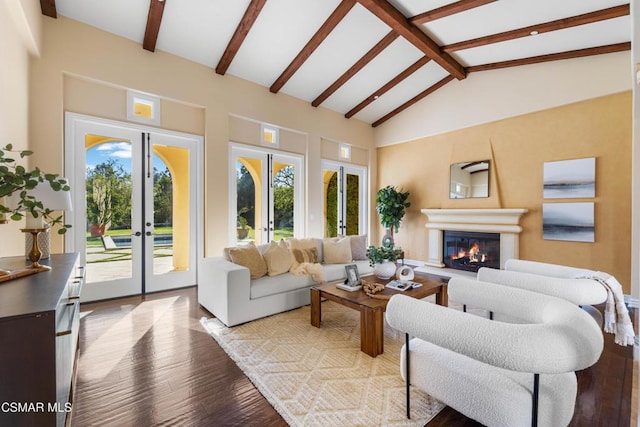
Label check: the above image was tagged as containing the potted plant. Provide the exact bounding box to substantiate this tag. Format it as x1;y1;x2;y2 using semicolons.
0;144;71;233
366;244;399;279
236;207;251;240
375;185;410;246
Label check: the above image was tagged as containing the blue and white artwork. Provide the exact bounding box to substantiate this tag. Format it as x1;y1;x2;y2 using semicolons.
543;158;595;199
543;202;594;242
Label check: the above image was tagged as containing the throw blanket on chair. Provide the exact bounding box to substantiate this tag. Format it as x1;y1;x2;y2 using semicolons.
290;262;325;284
588;272;635;346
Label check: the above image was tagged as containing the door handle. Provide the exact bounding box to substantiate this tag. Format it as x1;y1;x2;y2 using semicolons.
132;232;142;236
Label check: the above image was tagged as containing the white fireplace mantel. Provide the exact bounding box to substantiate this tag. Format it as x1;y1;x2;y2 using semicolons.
420;208;528;269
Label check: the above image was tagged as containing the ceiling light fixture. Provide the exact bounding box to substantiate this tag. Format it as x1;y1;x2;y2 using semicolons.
530;30;539;36
373;95;380;100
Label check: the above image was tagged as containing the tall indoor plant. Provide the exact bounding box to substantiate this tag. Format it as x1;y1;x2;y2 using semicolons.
0;144;71;233
375;185;410;246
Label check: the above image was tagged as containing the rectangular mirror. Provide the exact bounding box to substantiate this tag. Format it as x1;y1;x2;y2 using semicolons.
450;160;490;199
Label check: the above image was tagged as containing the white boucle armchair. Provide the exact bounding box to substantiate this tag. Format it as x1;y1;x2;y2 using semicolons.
386;277;603;427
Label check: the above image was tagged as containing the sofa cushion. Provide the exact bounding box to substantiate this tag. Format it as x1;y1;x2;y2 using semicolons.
291;247;319;264
349;234;368;260
323;237;352;264
263;240;292;276
228;243;268;280
288;238;323;262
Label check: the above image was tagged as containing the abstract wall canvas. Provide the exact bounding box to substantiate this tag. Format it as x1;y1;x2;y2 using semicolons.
543;202;594;242
543;157;595;198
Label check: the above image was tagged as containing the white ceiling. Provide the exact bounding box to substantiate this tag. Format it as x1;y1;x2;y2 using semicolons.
53;0;631;126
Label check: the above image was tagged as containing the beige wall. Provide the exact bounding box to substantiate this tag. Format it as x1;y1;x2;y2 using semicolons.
26;16;375;257
0;2;38;257
377;92;633;292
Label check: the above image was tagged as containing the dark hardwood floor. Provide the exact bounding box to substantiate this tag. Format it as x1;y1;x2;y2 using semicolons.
70;287;634;426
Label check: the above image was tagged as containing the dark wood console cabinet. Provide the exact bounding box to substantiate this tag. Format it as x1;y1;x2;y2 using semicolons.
0;253;83;426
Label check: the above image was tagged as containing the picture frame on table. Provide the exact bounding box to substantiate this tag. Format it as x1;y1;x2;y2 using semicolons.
344;264;361;287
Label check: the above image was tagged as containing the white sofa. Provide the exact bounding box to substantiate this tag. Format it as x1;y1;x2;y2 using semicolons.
198;238;373;327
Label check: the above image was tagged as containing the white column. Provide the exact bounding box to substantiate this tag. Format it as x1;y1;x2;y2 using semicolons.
425;228;444;267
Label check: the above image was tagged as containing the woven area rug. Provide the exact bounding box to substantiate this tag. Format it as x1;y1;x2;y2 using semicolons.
200;301;444;426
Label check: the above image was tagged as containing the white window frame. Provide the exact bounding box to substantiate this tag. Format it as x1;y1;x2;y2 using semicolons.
127;90;161;126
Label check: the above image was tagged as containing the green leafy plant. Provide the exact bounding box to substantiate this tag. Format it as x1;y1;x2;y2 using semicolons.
365;245;398;267
237;206;250;229
375;185;411;235
0;144;71;234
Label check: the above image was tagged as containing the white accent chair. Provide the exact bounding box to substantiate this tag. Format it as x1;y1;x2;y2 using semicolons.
478;259;608;325
386;277;603;427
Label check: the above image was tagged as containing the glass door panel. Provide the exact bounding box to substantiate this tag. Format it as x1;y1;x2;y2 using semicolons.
236;157;264;245
146;137;197;293
82;131;142;301
345;173;360;236
273;162;295;241
323;169;339;237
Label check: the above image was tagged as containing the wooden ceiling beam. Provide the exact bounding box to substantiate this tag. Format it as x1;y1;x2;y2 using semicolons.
372;75;455;127
270;0;356;94
312;31;398;107
143;0;167;52
467;42;631;73
410;0;497;25
216;0;267;75
443;4;630;53
357;0;465;80
345;56;430;119
40;0;57;18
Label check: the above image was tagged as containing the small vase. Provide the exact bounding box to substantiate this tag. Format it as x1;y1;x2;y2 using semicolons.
374;260;397;279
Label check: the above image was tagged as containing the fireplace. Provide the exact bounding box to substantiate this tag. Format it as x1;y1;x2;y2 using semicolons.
420;208;528;271
443;231;500;272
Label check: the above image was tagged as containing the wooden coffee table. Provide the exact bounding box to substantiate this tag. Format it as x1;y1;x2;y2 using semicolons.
310;271;449;357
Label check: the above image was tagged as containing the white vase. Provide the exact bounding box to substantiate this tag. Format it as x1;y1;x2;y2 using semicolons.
374;260;397;279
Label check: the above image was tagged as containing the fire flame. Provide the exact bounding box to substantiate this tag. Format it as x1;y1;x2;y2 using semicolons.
451;243;483;263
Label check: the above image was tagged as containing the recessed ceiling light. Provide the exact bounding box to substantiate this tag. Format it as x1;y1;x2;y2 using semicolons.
373;95;380;100
530;30;539;36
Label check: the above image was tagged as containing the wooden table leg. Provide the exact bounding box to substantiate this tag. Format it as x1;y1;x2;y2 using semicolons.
360;306;384;357
310;288;321;327
436;283;448;307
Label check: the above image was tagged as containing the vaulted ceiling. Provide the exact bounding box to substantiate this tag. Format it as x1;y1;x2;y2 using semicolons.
40;0;631;127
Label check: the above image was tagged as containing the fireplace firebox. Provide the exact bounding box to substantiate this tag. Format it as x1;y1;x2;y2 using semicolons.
443;231;500;272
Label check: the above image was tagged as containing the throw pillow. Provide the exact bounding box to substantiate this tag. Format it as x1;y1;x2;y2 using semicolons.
288;238;321;264
291;247;319;264
228;242;268;280
323;237;352;264
263;240;293;276
349;234;368;260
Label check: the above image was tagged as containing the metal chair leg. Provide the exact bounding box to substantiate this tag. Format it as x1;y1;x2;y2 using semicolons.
532;373;539;427
405;333;411;419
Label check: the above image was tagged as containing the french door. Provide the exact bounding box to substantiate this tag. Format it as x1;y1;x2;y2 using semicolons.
322;160;367;237
65;114;201;302
230;144;304;245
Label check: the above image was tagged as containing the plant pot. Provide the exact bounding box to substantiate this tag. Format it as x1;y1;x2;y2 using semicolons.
237;227;249;239
374;260;397;280
89;224;106;237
